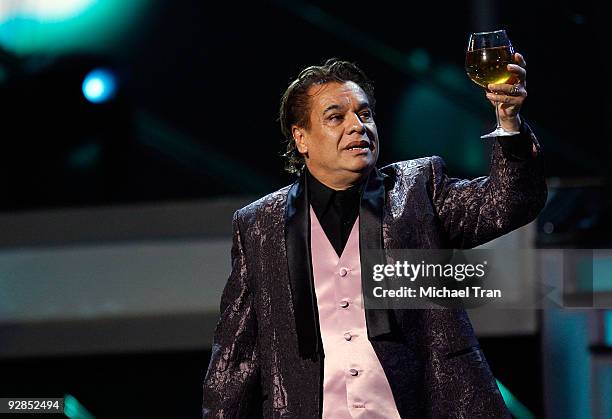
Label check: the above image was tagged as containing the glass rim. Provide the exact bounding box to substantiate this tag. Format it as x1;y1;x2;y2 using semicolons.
470;29;507;36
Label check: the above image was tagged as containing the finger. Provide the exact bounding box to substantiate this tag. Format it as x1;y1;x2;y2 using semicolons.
486;92;524;105
487;83;527;96
514;52;527;68
506;64;526;82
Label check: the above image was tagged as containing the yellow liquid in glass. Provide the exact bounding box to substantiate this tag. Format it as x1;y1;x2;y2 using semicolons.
466;46;514;88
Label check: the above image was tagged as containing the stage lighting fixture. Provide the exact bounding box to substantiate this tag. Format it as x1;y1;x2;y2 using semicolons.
82;68;116;104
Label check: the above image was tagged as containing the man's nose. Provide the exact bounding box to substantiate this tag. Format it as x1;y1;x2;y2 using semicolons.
346;112;366;135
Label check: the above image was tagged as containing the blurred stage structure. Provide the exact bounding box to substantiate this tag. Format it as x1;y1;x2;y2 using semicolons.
537;179;612;419
0;198;536;357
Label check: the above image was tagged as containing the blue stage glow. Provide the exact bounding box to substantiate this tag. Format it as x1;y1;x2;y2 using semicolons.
82;68;116;104
605;311;612;346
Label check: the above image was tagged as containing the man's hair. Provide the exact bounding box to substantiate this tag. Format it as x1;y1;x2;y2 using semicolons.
279;58;376;175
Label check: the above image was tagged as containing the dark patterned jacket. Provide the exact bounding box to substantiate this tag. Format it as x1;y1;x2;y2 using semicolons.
203;125;546;418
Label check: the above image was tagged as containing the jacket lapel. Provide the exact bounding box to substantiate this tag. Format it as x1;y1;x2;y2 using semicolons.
359;167;395;340
285;173;322;359
285;168;394;360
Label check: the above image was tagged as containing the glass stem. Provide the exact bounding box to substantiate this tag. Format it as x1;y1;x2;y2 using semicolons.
495;101;503;131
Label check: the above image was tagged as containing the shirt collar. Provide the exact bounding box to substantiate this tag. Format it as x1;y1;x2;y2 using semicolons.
306;169;363;215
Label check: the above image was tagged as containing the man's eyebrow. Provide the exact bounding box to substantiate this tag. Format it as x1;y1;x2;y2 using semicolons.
323;101;371;114
323;104;342;115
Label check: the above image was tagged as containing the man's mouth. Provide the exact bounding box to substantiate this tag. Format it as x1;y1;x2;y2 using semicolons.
345;140;372;151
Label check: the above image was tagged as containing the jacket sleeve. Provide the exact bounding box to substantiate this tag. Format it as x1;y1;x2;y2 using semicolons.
203;211;261;418
431;121;547;248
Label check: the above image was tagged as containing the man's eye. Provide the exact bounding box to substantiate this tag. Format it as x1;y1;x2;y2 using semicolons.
360;111;372;120
329;115;343;121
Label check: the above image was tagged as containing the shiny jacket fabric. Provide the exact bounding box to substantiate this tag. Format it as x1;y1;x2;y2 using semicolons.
203;128;546;418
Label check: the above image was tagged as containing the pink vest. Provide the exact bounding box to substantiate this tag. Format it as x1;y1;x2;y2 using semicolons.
310;207;401;419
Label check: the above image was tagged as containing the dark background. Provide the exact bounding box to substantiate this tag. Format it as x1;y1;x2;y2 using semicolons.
1;0;606;210
1;0;608;417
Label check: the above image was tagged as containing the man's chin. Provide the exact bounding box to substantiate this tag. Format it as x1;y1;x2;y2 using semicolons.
345;159;376;176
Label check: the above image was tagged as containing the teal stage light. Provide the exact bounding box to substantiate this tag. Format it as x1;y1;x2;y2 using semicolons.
606;311;612;346
82;68;116;104
0;0;147;55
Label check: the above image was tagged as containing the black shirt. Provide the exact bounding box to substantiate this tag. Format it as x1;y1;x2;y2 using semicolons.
307;170;363;257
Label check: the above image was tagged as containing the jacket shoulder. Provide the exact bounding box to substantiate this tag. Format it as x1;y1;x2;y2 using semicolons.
234;184;292;226
380;157;445;180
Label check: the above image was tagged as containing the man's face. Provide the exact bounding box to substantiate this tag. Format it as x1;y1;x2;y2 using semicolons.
293;81;379;189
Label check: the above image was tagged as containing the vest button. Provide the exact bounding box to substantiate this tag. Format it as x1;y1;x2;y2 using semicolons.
344;332;352;341
339;267;349;277
349;368;359;376
339;300;349;308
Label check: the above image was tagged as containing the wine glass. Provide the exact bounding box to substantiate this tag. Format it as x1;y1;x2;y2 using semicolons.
466;30;520;138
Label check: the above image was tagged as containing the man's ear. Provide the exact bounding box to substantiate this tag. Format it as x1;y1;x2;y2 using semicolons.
292;126;308;154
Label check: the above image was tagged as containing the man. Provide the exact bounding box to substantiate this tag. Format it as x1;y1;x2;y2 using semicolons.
203;57;546;418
